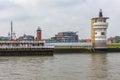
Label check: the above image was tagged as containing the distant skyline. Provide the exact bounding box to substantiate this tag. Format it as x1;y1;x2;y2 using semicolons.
0;0;120;39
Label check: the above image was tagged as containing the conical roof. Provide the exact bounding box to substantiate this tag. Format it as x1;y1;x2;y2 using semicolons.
37;26;41;31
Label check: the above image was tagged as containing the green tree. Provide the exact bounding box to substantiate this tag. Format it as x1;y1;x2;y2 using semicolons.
115;36;120;43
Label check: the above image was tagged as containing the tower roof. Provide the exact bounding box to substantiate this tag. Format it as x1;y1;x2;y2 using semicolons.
99;9;103;17
37;26;41;31
91;9;109;20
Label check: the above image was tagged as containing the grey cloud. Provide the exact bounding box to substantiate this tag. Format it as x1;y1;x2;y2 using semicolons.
50;0;86;7
0;0;21;10
0;0;119;39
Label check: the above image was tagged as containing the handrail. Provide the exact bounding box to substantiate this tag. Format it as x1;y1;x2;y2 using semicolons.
0;41;45;44
0;46;54;49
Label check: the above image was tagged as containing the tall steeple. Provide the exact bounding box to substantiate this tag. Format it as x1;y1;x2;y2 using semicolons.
99;9;103;17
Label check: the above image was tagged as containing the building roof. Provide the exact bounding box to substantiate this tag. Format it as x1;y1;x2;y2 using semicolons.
37;26;41;31
91;9;109;20
58;31;77;34
91;17;109;20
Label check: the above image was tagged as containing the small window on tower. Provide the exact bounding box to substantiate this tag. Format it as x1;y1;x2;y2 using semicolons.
101;32;105;35
95;32;97;35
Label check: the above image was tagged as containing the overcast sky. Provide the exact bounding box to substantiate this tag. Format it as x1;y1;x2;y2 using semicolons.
0;0;120;39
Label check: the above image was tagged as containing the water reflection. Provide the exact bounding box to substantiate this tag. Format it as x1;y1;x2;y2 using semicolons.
0;56;54;80
1;53;120;80
90;53;108;80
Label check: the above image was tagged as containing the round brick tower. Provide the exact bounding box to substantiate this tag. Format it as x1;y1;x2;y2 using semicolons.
36;27;41;41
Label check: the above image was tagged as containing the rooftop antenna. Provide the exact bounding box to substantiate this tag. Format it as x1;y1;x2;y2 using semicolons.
99;9;103;17
11;21;13;40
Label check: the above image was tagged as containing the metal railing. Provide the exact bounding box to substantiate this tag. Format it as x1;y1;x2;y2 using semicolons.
45;42;92;47
0;41;55;49
0;46;54;49
0;41;45;44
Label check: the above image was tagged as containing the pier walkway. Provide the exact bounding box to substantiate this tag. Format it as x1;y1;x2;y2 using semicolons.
0;41;54;56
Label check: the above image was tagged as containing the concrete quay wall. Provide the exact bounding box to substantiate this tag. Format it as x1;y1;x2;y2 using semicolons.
54;47;120;53
0;48;53;56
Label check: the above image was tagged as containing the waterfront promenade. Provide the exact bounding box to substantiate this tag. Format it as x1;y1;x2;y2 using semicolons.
45;42;120;53
0;41;54;56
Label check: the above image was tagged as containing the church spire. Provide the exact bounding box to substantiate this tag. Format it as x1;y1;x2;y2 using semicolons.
99;9;103;17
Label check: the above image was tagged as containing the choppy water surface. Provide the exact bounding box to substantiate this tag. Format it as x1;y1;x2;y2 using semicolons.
0;53;120;80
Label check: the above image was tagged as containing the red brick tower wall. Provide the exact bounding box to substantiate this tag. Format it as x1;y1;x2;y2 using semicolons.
37;30;41;41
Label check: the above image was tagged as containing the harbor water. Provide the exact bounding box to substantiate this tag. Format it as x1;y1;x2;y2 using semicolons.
0;53;120;80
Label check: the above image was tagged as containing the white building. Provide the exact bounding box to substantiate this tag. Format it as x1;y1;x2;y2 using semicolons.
92;9;109;49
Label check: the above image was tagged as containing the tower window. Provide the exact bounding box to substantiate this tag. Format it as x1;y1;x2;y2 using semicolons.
95;32;97;35
101;32;105;35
